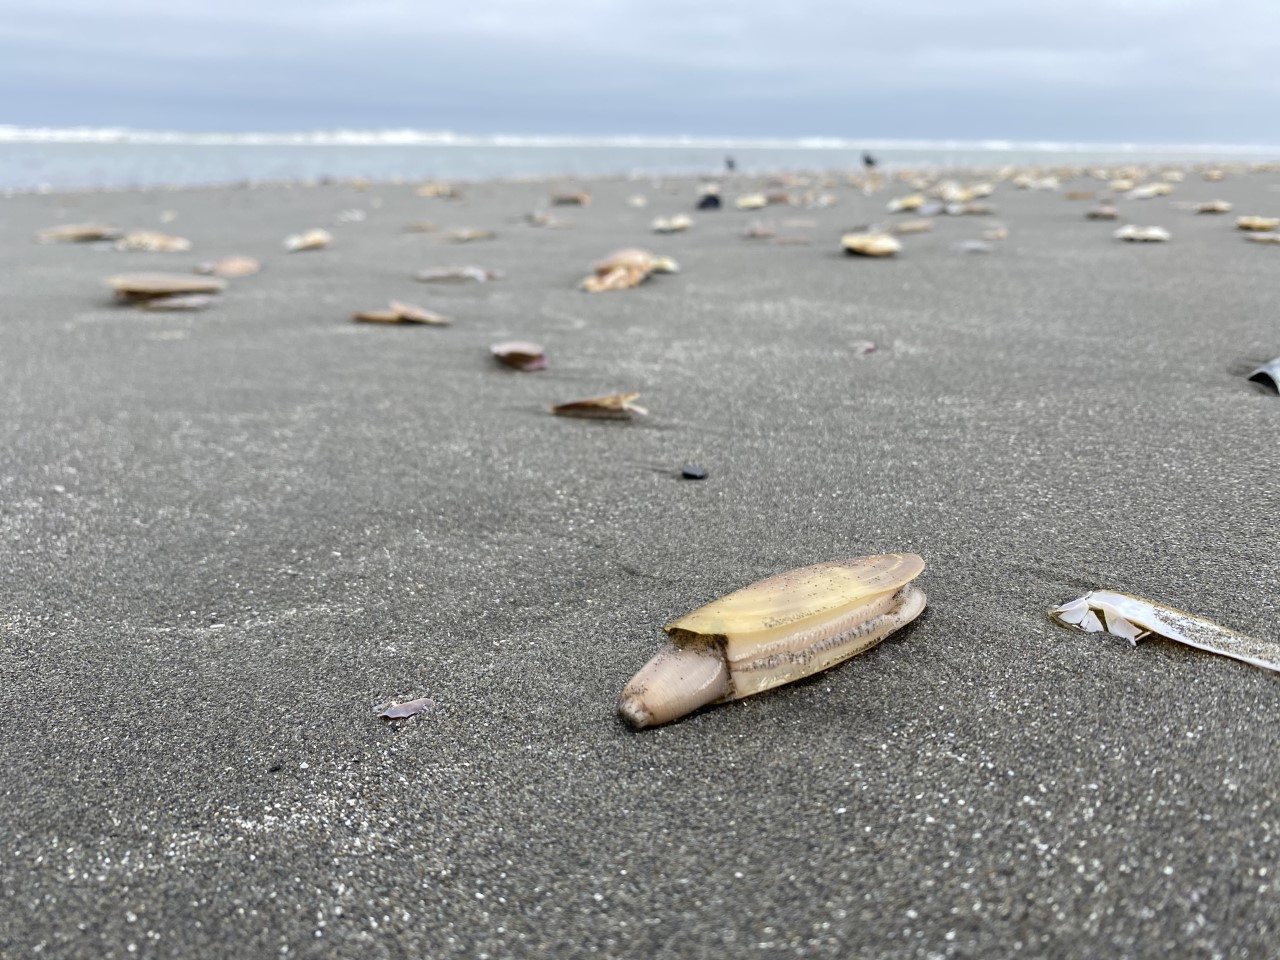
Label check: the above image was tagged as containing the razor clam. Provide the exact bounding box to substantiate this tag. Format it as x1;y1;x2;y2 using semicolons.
1049;591;1280;673
618;554;927;729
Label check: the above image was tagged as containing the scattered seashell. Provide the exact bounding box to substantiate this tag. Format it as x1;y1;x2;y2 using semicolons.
581;248;678;293
680;464;707;480
284;228;333;252
1237;216;1279;232
1247;358;1280;392
734;193;768;210
652;214;693;233
417;181;461;199
1114;224;1170;243
892;218;933;235
1126;183;1174;200
618;554;927;729
354;300;450;325
1203;169;1225;182
194;255;260;278
1086;204;1120;221
1195;200;1232;214
841;232;902;258
944;202;992;216
106;273;227;302
1049;591;1280;673
115;230;192;252
36;223;122;243
886;194;925;213
1110;178;1136;192
334;208;367;224
1245;232;1280;245
491;341;547;372
552;191;591;206
378;697;437;719
443;228;496;243
627;194;649;208
552;392;647;420
138;293;217;312
415;266;502;283
403;221;437;233
851;340;878;356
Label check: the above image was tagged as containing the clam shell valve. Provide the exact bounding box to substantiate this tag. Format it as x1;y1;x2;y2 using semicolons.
618;554;927;729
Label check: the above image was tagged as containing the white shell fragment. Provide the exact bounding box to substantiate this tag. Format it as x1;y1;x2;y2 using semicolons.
841;232;902;257
619;554;927;729
284;228;333;252
1114;224;1170;243
1049;591;1280;673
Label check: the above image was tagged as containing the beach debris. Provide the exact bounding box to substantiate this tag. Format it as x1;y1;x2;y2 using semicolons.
443;228;496;243
1114;224;1170;243
403;220;437;233
378;697;437;720
1049;590;1280;674
354;300;450;325
334;208;367;224
36;223;122;244
552;191;591;206
284;228;333;252
415;265;503;283
627;194;649;208
742;221;777;240
1247;358;1280;392
652;214;693;234
138;293;217;312
491;341;547;372
1195;200;1232;214
1110;178;1137;193
618;553;927;729
580;248;678;293
1203;169;1226;182
841;232;902;258
114;230;192;253
851;340;877;356
552;392;647;420
887;194;925;213
106;272;227;302
681;464;708;480
735;193;768;210
417;181;461;199
1237;216;1280;232
1086;203;1120;221
1245;232;1280;245
892;218;934;235
194;255;260;278
1126;183;1174;200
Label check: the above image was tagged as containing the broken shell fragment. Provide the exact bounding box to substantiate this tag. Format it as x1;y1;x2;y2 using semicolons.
1114;224;1170;242
1247;357;1280;392
551;191;591;206
106;272;227;302
619;554;927;729
114;230;192;252
734;193;768;210
652;214;693;234
1086;204;1120;220
580;248;678;292
886;194;925;213
1195;200;1232;214
284;228;333;252
354;300;450;325
551;392;647;420
841;232;902;257
1237;216;1280;232
1246;232;1280;245
417;181;461;199
892;218;934;235
1049;591;1280;673
378;697;437;719
36;223;122;244
414;266;502;283
491;341;547;372
138;293;217;312
194;255;260;278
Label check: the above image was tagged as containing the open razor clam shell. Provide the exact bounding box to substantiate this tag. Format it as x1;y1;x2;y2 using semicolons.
1049;590;1280;673
619;554;927;729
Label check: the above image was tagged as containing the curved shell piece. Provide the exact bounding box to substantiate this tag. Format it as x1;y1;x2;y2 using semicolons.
1049;590;1280;673
619;554;927;729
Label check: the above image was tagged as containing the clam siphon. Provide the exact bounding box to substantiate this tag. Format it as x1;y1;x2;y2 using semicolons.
619;554;927;729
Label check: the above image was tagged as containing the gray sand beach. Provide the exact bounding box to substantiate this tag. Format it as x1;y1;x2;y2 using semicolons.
3;170;1279;958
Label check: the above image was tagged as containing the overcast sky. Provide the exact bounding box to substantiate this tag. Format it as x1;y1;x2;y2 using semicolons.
2;0;1277;142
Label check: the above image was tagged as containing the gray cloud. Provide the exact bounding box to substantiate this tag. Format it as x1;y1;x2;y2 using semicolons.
0;0;1276;140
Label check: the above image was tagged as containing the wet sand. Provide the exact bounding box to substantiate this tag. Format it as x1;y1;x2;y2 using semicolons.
2;170;1279;958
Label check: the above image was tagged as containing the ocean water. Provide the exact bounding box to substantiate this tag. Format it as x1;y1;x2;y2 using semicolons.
3;128;1279;192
